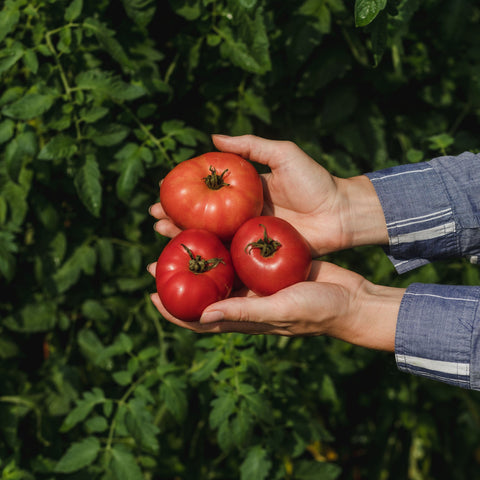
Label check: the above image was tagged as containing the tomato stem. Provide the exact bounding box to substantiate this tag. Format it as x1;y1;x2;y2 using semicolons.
203;165;230;190
245;224;282;258
181;244;225;273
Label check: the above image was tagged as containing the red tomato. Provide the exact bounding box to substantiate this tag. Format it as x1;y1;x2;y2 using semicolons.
155;229;235;321
160;152;263;241
230;216;312;296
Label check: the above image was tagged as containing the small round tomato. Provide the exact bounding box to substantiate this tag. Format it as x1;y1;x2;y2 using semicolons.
156;229;235;321
230;216;312;296
160;152;263;241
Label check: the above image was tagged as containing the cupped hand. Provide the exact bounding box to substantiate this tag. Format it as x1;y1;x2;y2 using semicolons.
150;134;387;256
147;260;403;351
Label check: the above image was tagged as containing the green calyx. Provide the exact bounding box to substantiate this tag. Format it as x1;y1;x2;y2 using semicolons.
203;165;230;190
181;244;225;273
245;224;282;258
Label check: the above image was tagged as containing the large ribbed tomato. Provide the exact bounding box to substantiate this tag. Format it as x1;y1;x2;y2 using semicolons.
155;229;235;321
160;152;263;241
230;216;312;296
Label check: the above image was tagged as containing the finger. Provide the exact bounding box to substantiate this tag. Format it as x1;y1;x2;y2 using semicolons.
149;202;167;220
149;293;284;335
200;294;285;326
154;219;182;238
211;134;307;170
147;262;156;277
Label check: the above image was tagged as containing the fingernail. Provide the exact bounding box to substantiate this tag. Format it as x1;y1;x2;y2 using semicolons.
146;263;152;272
200;310;224;323
148;205;153;215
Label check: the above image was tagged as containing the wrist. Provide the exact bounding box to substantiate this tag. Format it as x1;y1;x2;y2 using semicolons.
345;282;405;351
336;175;389;249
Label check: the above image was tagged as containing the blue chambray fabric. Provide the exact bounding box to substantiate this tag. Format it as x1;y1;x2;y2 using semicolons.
365;152;480;273
365;152;480;389
396;283;480;389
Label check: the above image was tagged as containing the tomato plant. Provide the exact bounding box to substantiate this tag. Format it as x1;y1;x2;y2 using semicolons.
155;229;235;321
160;152;264;241
230;216;312;296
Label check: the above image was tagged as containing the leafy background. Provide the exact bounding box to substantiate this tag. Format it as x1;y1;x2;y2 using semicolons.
1;0;480;478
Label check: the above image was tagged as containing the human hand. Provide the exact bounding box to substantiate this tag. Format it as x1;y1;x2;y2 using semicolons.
150;134;388;256
147;260;404;351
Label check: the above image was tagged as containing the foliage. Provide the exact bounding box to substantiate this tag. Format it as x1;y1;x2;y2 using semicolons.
1;0;480;479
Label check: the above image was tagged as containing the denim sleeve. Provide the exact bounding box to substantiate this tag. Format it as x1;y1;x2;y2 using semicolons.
395;283;480;390
365;152;480;273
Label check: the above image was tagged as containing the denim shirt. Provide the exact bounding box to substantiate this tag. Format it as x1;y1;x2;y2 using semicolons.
365;152;480;390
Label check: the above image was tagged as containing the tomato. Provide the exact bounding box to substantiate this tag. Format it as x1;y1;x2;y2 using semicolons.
160;152;263;241
155;229;235;321
230;216;312;296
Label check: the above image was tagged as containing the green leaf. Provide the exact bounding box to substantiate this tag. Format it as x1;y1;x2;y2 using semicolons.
79;105;109;123
96;238;115;273
65;0;83;21
428;133;454;151
0;230;17;281
23;49;39;74
0;119;15;144
190;349;223;382
121;0;156;27
75;69;147;101
85;415;108;433
110;445;144;480
159;375;188;422
112;370;132;386
0;41;24;75
74;154;102;217
3;301;57;333
355;0;387;27
115;143;145;201
169;0;202;20
124;397;160;452
2;93;55;120
78;329;106;366
239;445;272;480
5;130;37;182
83;17;133;70
210;391;237;429
299;0;332;33
0;335;19;359
81;299;110;321
2;180;29;229
0;2;21;44
38;134;77;160
406;148;424;163
371;9;388;65
89;123;130;146
239;0;257;7
52;244;97;293
60;388;105;432
294;460;342;480
243;89;271;124
54;437;101;473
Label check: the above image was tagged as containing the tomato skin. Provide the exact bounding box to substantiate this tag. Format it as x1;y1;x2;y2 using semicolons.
160;152;264;241
156;229;235;321
230;216;312;296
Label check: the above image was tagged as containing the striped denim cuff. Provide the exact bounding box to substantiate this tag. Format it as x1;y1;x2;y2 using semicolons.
366;162;459;273
395;283;480;390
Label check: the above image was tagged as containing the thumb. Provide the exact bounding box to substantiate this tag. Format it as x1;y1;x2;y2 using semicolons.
211;134;303;170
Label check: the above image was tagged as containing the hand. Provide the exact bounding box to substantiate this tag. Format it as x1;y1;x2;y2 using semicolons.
147;260;404;351
150;134;388;256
